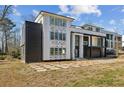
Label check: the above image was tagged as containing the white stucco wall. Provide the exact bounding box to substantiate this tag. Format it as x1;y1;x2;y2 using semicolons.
122;35;124;47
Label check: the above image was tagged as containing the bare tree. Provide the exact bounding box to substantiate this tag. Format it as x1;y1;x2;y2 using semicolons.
0;5;12;22
1;18;15;53
0;5;16;53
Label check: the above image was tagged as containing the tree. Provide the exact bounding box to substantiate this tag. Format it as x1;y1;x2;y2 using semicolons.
0;5;12;22
0;5;15;54
0;18;15;53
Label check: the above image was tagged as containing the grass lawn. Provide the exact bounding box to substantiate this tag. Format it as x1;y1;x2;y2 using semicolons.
0;56;124;87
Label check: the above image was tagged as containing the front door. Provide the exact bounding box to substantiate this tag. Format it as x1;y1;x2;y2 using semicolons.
75;35;80;58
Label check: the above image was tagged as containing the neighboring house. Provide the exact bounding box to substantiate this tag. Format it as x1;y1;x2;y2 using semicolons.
21;11;122;63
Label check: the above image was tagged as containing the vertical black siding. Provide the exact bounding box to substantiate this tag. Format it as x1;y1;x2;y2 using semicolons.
25;21;42;63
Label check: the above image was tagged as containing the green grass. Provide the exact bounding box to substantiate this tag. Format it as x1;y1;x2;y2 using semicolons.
0;56;124;86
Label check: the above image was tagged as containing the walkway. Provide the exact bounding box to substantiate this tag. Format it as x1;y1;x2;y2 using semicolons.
29;58;123;72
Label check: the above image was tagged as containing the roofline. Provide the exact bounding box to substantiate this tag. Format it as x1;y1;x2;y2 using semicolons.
82;24;104;29
34;10;75;21
103;30;122;36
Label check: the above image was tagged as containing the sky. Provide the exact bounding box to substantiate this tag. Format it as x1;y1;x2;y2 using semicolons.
2;5;124;35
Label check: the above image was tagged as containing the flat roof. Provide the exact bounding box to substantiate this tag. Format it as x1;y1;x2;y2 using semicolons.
82;24;104;29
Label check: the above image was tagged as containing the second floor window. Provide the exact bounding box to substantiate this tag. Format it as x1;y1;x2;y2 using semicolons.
63;33;66;41
50;17;54;25
50;32;66;41
96;28;100;32
59;33;62;40
50;16;67;27
55;32;59;40
50;32;54;40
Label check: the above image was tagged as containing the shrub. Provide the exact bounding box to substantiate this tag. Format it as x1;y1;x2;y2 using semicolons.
0;55;6;60
10;50;21;59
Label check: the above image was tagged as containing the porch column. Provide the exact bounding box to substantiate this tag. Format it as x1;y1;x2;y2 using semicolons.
90;35;92;58
100;37;103;57
72;33;75;59
79;35;83;58
104;37;107;57
88;36;91;46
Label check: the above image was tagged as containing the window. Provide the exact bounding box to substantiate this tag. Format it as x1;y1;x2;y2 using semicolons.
50;48;66;56
63;33;66;41
96;28;100;32
50;16;67;27
50;48;54;55
97;38;101;47
60;19;63;26
62;48;66;55
83;41;88;45
106;40;110;48
59;48;62;55
110;35;113;40
50;16;54;25
111;41;113;48
55;48;58;55
50;32;54;40
63;20;66;27
59;33;62;40
55;18;58;26
57;18;59;26
87;27;93;31
92;36;102;47
107;34;109;39
75;35;79;46
55;32;58;40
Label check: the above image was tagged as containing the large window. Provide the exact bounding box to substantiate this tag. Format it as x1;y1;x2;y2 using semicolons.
107;34;113;40
87;27;93;31
62;48;66;55
55;18;58;26
63;33;66;41
111;41;113;48
110;35;113;40
106;40;110;48
63;20;67;27
59;48;62;55
55;32;59;40
97;38;101;47
50;16;67;27
107;34;109;39
92;36;102;47
96;28;100;32
50;32;54;40
75;35;80;46
106;34;113;48
50;48;54;55
50;48;66;55
50;16;54;25
55;48;58;55
59;33;63;40
50;32;66;41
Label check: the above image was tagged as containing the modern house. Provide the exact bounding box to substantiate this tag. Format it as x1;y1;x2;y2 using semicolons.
21;11;122;63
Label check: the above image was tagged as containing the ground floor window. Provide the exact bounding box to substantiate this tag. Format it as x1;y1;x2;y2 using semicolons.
55;48;58;55
50;48;54;55
62;48;66;55
50;48;66;55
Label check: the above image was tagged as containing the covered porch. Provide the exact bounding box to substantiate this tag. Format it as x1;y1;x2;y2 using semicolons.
71;32;106;60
